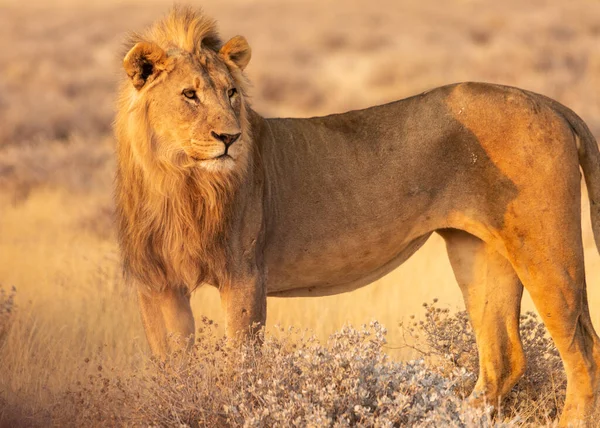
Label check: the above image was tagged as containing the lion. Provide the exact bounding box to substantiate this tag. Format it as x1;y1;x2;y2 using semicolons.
114;6;600;425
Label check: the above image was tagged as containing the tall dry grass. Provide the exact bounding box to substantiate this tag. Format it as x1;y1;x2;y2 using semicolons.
1;0;600;425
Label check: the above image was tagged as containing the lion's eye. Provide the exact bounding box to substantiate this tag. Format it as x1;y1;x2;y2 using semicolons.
182;89;197;99
227;87;237;98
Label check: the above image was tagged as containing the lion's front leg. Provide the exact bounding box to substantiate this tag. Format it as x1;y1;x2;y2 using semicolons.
137;285;195;359
219;273;266;343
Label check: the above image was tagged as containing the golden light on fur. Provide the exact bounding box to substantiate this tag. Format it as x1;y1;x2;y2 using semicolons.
115;6;600;426
133;5;221;54
115;6;253;297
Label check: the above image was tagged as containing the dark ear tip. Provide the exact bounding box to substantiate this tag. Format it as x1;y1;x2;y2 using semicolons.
140;62;154;81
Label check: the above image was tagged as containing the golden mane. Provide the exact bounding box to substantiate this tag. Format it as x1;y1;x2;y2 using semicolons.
125;5;222;56
114;6;251;292
114;153;239;291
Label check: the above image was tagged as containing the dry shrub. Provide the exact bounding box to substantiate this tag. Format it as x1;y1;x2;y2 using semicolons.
0;286;16;347
57;319;501;427
0;136;114;205
400;300;565;424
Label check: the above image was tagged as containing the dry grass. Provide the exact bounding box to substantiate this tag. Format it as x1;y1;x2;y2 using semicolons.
53;320;500;427
400;301;566;424
18;309;567;427
1;0;600;426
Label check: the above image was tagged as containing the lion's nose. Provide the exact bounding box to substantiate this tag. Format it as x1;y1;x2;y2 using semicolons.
211;131;241;147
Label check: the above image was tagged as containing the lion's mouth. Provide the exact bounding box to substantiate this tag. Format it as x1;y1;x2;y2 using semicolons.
190;153;233;162
188;140;234;162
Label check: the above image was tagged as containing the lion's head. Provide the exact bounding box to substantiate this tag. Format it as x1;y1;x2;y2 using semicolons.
117;6;252;175
115;7;255;290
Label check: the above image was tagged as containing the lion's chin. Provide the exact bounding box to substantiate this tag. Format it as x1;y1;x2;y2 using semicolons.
195;155;237;172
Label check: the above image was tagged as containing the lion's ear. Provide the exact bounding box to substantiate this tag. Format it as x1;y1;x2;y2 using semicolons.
219;36;251;71
123;42;169;90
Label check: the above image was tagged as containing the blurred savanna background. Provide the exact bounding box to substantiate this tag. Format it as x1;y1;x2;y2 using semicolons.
1;0;600;425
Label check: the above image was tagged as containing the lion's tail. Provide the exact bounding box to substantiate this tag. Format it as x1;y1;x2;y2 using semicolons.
546;96;600;255
572;114;600;256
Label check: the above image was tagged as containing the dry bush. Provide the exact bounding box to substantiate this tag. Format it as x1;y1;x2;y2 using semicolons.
0;286;16;347
56;319;502;427
400;300;565;424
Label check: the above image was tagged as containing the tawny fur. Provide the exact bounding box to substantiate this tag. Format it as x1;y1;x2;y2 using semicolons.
115;6;600;426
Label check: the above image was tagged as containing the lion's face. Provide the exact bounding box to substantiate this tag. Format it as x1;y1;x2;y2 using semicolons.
146;52;245;171
123;37;252;172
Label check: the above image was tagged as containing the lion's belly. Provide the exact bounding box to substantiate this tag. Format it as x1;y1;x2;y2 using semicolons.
264;193;438;295
265;233;432;297
260;159;450;296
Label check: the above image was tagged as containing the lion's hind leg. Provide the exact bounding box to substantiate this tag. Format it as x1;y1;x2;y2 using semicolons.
501;217;600;426
439;229;526;408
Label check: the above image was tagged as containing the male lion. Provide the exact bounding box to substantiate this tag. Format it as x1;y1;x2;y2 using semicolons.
115;6;600;425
